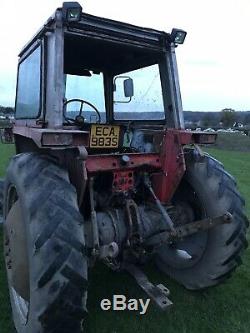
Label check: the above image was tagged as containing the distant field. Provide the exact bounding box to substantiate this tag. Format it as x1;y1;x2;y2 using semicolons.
212;132;250;152
0;142;250;333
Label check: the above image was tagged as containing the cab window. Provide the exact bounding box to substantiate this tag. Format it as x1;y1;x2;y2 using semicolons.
64;72;106;123
15;46;41;118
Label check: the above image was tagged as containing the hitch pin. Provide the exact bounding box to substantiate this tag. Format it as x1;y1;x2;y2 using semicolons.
144;175;175;232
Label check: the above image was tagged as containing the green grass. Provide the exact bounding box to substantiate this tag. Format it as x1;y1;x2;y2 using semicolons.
0;143;250;333
0;143;15;177
214;133;250;152
0;143;15;332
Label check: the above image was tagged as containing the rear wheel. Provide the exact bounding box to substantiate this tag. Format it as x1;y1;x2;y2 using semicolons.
3;153;88;332
155;152;249;289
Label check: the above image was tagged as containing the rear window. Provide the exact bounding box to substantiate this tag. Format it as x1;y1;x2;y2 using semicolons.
15;46;41;118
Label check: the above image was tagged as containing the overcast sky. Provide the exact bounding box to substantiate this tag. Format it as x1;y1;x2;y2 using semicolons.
0;0;249;111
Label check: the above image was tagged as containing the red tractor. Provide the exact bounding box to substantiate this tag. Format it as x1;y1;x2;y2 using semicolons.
2;2;248;332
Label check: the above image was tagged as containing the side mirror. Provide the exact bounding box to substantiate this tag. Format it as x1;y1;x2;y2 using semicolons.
124;78;134;98
113;76;134;104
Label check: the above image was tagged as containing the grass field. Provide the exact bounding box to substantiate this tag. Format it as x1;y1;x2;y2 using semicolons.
0;143;249;333
213;133;250;152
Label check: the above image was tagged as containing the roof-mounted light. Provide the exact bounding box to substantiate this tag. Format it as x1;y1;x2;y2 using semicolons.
170;28;187;45
62;2;82;22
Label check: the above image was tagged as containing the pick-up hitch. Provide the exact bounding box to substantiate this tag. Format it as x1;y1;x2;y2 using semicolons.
123;263;173;310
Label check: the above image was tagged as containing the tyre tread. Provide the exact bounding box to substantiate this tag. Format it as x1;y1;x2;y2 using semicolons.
5;153;87;332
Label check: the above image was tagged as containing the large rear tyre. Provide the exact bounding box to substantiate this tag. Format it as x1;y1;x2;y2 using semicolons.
3;153;88;332
155;152;249;289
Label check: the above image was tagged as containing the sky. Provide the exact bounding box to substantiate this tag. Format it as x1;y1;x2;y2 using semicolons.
0;0;249;111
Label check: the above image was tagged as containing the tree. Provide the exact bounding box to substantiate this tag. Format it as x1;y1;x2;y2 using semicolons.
202;113;218;128
202;114;211;127
220;108;237;128
0;106;14;116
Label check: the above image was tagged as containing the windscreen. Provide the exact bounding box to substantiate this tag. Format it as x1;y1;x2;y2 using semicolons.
64;72;106;123
113;64;165;121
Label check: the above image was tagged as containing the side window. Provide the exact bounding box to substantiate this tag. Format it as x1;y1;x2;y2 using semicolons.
15;46;41;118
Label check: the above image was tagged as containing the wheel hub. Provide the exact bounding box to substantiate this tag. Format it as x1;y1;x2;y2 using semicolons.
4;200;29;301
156;201;208;269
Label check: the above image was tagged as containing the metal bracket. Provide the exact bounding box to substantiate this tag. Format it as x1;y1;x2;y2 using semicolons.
146;212;233;248
123;263;173;310
89;177;99;256
125;199;143;246
144;174;175;232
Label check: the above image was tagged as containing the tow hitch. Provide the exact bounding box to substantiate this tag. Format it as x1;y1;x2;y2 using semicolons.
124;263;173;310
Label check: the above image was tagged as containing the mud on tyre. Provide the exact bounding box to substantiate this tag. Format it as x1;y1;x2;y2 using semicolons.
3;153;88;333
155;151;249;289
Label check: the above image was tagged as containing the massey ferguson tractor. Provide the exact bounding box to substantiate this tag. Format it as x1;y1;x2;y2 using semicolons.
2;2;248;332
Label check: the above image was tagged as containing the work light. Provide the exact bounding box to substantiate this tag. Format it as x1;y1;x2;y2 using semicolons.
62;2;82;22
170;28;187;44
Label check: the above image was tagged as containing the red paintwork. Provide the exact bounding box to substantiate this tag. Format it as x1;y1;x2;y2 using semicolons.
113;170;134;192
85;130;193;203
151;129;187;203
13;126;89;148
150;129;216;203
12;125;216;149
12;124;216;203
85;153;161;173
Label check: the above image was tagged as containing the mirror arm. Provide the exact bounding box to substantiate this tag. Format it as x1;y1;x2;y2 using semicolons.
113;97;132;104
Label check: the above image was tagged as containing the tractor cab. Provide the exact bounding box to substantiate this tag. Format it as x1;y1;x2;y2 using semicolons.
13;2;189;153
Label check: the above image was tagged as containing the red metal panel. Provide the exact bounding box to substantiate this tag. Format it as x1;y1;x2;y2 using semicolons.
13;126;89;148
177;130;193;144
152;129;187;203
173;130;217;145
86;153;161;173
113;170;134;192
192;132;217;144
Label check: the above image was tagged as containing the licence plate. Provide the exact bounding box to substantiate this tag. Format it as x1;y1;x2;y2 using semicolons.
90;125;120;148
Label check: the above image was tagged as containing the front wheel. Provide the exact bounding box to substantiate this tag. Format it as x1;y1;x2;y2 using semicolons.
155;152;249;289
3;153;88;332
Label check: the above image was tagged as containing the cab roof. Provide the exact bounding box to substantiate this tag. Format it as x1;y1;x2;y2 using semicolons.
19;7;171;58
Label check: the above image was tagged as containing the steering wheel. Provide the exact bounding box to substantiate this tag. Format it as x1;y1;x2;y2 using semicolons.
63;98;101;124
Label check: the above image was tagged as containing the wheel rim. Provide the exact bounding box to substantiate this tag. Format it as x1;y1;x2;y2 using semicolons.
11;287;29;325
4;185;30;325
157;183;208;270
167;201;208;268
